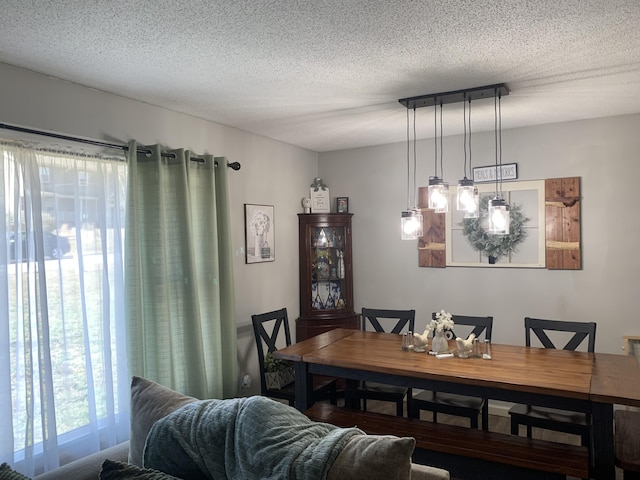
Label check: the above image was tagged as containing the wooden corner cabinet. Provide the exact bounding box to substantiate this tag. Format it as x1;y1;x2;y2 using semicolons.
296;213;359;341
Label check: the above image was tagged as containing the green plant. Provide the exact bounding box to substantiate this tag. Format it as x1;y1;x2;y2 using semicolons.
460;195;529;261
264;352;293;372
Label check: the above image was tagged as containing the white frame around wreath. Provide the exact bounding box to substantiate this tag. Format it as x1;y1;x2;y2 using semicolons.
445;180;546;268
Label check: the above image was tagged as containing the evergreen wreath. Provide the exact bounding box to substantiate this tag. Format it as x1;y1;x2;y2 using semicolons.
460;195;529;261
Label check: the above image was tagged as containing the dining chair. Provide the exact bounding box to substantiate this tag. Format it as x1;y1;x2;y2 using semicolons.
410;314;493;430
508;317;597;446
344;308;415;416
251;307;337;407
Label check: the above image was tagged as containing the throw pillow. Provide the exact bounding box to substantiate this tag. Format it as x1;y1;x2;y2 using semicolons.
99;459;181;480
0;463;31;480
326;434;415;480
128;376;197;466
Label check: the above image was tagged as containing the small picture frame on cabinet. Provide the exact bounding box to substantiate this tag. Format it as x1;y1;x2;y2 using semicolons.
336;197;349;213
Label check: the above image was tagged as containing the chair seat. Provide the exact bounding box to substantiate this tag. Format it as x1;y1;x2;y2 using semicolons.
509;404;588;426
413;390;484;410
268;377;337;394
360;382;407;395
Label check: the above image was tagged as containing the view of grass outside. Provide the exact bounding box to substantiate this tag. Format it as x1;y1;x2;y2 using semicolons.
7;227;123;451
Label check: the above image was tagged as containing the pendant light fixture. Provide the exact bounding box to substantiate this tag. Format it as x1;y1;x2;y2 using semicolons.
488;89;510;234
401;107;423;240
428;101;449;213
398;83;509;230
456;96;479;218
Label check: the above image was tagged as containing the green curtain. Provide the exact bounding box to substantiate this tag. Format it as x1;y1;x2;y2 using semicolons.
124;141;237;399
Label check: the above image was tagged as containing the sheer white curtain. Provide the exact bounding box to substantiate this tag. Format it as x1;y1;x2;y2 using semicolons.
125;142;237;400
0;142;129;476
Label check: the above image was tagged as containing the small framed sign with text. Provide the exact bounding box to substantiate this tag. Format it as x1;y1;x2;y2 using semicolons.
473;163;518;183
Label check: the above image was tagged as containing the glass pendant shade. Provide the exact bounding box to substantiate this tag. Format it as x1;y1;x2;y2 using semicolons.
488;197;510;235
457;178;479;218
428;177;449;213
401;209;423;240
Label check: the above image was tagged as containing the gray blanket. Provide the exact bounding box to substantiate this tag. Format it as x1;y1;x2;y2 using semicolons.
143;396;363;480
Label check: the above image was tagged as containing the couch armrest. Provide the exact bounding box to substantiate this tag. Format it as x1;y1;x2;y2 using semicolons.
34;441;129;480
410;462;450;480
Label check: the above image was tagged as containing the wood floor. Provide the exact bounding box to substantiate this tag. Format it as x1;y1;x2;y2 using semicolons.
341;398;624;480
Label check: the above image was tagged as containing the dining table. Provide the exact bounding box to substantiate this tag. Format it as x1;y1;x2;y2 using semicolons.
273;328;640;480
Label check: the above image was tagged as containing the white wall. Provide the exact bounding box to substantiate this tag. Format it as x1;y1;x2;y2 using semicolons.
0;62;317;395
319;114;640;355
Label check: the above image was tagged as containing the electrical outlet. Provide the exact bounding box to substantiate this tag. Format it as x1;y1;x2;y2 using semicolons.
240;374;252;389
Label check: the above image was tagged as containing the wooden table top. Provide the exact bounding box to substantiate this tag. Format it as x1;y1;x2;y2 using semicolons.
275;329;640;406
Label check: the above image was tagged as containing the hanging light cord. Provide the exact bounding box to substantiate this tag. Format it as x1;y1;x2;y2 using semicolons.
433;102;438;179
494;91;499;197
439;102;444;179
468;99;472;178
413;107;417;208
463;97;467;178
498;92;503;197
406;107;411;209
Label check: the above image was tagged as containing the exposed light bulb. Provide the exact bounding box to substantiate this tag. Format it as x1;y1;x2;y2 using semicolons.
491;209;507;229
457;181;479;218
428;178;449;213
488;197;510;235
401;209;423;240
403;217;419;235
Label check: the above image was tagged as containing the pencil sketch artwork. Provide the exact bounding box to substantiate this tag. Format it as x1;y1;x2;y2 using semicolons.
245;204;275;264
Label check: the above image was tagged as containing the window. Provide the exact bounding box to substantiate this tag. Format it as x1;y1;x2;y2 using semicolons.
1;142;128;476
39;166;50;184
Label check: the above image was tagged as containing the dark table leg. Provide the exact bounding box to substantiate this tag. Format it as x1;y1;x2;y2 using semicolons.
294;361;312;412
591;402;615;480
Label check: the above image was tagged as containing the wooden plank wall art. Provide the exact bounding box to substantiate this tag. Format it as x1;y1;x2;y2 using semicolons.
417;187;446;268
545;177;581;269
417;177;581;270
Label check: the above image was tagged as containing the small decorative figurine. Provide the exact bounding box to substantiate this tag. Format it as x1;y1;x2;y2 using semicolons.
455;333;476;358
310;177;328;191
301;197;312;213
413;329;430;352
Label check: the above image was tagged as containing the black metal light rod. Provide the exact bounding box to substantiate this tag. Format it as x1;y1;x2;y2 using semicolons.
398;83;509;110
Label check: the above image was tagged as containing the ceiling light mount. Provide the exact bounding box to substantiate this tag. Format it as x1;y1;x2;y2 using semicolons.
399;83;509;110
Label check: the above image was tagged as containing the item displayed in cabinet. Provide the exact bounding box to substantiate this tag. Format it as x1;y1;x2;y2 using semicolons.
337;250;345;279
315;249;330;280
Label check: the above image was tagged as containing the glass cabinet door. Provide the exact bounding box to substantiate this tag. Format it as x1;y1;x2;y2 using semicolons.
310;226;347;312
297;213;357;341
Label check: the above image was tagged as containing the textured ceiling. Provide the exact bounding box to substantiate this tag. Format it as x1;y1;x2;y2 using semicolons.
1;0;640;152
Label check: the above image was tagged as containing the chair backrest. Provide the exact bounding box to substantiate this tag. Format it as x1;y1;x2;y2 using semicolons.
362;308;415;334
432;313;493;340
251;308;292;393
524;317;596;352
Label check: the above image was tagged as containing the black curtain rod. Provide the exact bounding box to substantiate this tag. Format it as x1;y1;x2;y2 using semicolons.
0;122;241;171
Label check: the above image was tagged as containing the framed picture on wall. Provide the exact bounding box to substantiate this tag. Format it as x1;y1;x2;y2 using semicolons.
244;204;275;264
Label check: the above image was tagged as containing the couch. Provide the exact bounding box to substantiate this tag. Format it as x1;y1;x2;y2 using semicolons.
19;377;449;480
